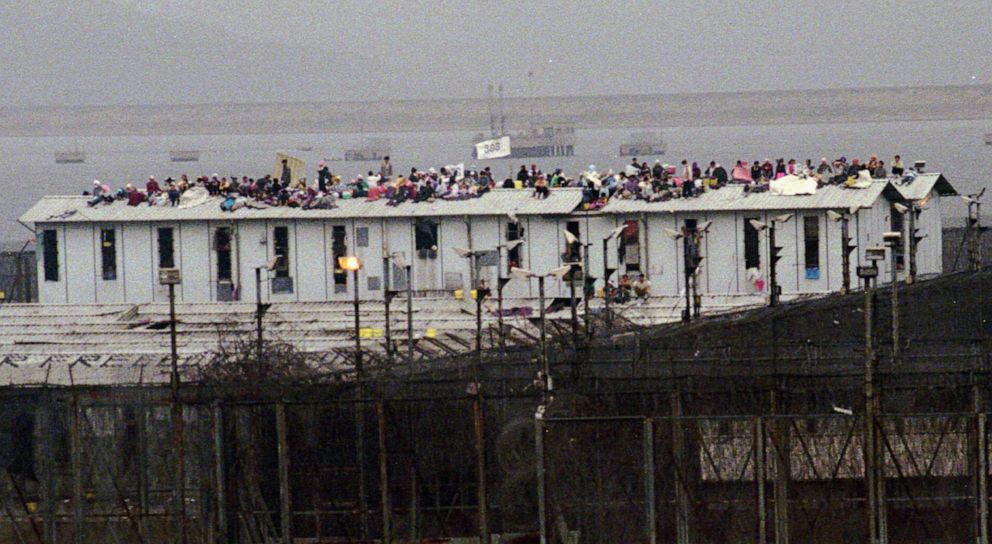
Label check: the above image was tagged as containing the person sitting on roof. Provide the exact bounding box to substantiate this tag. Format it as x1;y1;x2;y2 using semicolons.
125;184;145;206
146;176;161;195
873;161;887;178
617;274;632;304
731;161;752;183
712;163;728;187
532;175;550;199
632;274;651;302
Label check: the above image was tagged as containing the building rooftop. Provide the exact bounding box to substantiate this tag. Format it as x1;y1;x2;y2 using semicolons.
19;188;585;226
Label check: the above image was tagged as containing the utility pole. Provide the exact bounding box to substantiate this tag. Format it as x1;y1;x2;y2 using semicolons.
858;257;883;544
884;232;902;362
159;268;186;544
964;190;986;271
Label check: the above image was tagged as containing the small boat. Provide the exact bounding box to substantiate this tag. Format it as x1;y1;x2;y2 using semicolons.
297;145;314;152
344;138;391;162
985;133;992;145
619;132;667;157
54;151;85;164
55;140;85;164
170;150;200;162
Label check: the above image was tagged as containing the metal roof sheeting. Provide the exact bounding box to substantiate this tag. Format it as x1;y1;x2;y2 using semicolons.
20;188;585;225
600;179;903;214
892;173;957;201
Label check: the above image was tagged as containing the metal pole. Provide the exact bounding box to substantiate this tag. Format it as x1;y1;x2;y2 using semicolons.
671;392;690;544
538;276;549;404
255;267;263;358
907;207;917;283
276;403;292;544
406;265;414;378
71;394;84;544
353;268;362;379
978;411;989;544
755;416;768;544
376;401;391;544
890;241;899;363
769;225;779;307
384;280;393;364
643;418;656;544
568;272;578;348
212;403;227;544
169;283;187;544
535;417;547;544
864;273;881;544
603;238;612;332
583;244;591;338
474;395;490;544
497;247;506;351
841;218;851;293
682;266;691;324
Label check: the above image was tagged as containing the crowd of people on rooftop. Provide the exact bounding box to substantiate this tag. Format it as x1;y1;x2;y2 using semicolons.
83;153;913;211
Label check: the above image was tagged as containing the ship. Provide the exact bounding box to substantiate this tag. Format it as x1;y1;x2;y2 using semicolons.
470;82;575;159
619;131;667;157
169;150;201;162
985;133;992;145
54;151;85;164
344;138;391;162
55;140;85;164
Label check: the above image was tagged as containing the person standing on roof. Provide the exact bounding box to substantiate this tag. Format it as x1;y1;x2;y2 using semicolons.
516;165;530;186
280;159;292;187
317;160;331;192
146;176;161;195
379;156;393;179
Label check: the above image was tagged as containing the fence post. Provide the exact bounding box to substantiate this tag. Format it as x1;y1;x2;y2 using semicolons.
474;395;489;544
754;416;767;544
536;417;547;544
770;393;789;544
212;402;227;544
376;401;391;544
137;399;151;542
276;402;292;544
643;417;656;544
978;411;989;544
40;399;57;544
70;395;84;544
670;392;690;544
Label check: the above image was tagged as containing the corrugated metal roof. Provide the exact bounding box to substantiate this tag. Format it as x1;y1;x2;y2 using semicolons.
20;188;584;225
0;294;766;386
601;180;900;214
892;173;956;201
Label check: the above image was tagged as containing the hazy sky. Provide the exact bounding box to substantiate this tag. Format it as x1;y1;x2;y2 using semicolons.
3;0;990;106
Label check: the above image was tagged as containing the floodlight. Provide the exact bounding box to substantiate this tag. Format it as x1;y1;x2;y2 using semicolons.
562;230;579;245
454;247;473;258
266;256;280;271
892;202;909;214
772;213;792;224
338;256;361;271
549;265;573;279
605;224;627;241
663;227;683;240
749;219;767;231
510;267;535;280
826;210;844;222
389;252;407;268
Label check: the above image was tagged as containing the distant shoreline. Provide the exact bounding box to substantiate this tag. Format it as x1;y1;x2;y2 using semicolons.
3;84;990;137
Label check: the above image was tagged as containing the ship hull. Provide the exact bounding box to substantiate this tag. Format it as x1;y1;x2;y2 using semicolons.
619;143;667;157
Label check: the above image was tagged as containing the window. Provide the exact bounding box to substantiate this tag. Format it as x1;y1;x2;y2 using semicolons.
356;227;369;248
214;228;232;282
157;228;175;268
890;205;905;270
273;226;290;278
563;220;581;262
415;219;438;258
506;222;525;272
744;216;761;270
620;220;640;273
100;229;117;280
332;226;347;289
42;230;58;282
804;216;820;278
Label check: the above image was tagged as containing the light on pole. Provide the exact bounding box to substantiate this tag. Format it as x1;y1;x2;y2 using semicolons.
495;240;525;350
602;225;628;332
562;230;587;343
750;214;792;307
158;267;186;544
882;230;903;361
338;256;363;380
386;252;414;378
512;265;571;405
827;207;859;293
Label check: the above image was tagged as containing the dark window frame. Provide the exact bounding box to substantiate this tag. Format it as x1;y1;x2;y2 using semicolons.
157;227;175;269
100;228;117;281
744;216;761;270
215;228;232;282
803;216;820;271
42;229;59;282
273;226;291;279
332;225;348;287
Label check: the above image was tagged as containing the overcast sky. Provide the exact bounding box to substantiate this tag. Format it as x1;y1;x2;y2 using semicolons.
3;0;990;107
